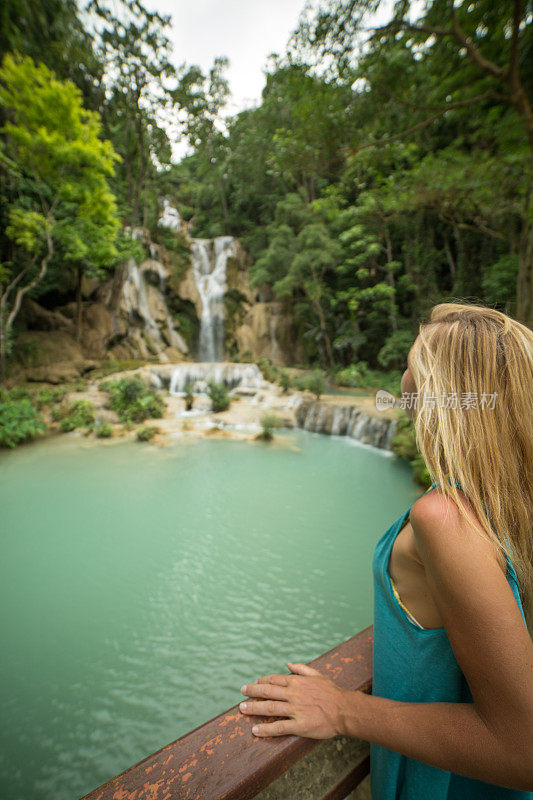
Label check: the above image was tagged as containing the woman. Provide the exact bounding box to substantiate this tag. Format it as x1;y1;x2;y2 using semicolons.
238;302;533;797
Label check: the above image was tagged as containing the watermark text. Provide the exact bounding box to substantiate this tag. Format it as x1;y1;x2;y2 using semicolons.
375;390;498;411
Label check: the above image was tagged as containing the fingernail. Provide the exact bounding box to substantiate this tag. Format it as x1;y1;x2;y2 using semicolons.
252;725;259;734
239;702;247;711
241;685;247;694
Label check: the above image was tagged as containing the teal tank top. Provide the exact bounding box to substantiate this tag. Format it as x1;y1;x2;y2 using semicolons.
371;480;532;800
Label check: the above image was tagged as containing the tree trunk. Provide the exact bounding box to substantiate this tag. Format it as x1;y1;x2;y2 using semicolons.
109;263;126;312
383;222;398;332
217;176;230;233
516;220;533;329
452;225;466;296
0;299;6;387
312;297;334;369
76;265;83;342
2;230;54;385
443;231;456;279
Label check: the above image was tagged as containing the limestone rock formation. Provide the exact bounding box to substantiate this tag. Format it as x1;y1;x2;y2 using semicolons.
9;203;303;383
10;327;96;383
96;248;190;362
234;301;303;366
177;233;302;366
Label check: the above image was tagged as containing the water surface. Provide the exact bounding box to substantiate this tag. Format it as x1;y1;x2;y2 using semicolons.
0;429;419;799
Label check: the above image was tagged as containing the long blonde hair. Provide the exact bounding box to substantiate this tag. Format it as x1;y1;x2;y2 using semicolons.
409;301;533;634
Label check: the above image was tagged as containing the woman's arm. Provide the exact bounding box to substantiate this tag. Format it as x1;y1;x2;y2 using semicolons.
240;490;533;790
341;686;532;791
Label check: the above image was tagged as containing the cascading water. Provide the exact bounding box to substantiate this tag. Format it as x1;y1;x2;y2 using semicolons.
146;256;188;353
122;258;163;352
166;363;264;395
116;254;187;358
159;198;183;232
294;397;397;451
191;237;236;362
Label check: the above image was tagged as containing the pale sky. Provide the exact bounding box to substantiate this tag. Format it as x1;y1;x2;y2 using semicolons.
145;0;309;115
139;0;398;159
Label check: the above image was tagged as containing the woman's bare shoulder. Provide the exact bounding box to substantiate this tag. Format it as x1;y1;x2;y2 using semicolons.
410;487;507;576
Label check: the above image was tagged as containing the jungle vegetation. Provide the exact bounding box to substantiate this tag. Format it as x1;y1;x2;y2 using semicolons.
0;0;531;381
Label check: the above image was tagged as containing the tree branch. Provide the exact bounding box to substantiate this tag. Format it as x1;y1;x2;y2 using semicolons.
350;91;494;153
1;257;35;308
368;1;505;83
6;230;54;331
450;2;504;80
439;214;508;242
508;0;524;84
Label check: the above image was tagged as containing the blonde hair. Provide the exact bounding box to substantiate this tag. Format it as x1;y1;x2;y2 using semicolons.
408;301;533;634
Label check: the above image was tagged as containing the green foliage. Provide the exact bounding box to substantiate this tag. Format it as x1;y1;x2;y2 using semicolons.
307;369;327;399
207;380;230;412
391;415;431;489
293;374;309;391
481;254;519;310
257;413;282;441
159;228;191;282
95;419;113;438
0;54;120;252
334;363;371;388
0;397;46;448
56;399;95;432
102;377;165;423
91;360;147;380
236;349;253;363
5;208;48;253
0;0;103;105
0;52;119;376
172;0;531;360
334;361;402;395
184;380;194;411
0;385;31;401
136;424;160;441
295;369;327;398
278;370;292;392
10;337;38;370
171;56;230;235
0;0;530;494
378;330;414;372
35;386;68;408
256;357;279;383
88;0;175;229
380;371;403;398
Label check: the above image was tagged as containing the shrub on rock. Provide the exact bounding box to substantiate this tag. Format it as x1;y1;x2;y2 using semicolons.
207;380;230;413
95;420;113;438
136;424;159;442
257;413;282;442
103;376;165;422
56;399;95;432
0;396;46;448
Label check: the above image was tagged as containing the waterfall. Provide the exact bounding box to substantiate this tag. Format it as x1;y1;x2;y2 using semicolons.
191;237;236;361
145;257;188;353
122;258;163;353
166;362;264;395
159;198;183;232
117;256;187;358
294;397;397;452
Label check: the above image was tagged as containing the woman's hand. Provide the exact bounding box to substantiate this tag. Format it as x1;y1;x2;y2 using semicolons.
239;661;348;739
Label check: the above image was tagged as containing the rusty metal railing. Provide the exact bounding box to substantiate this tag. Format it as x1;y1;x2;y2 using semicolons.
81;626;373;800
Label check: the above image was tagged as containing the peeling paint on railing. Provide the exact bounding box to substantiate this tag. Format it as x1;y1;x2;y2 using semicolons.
80;626;373;800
